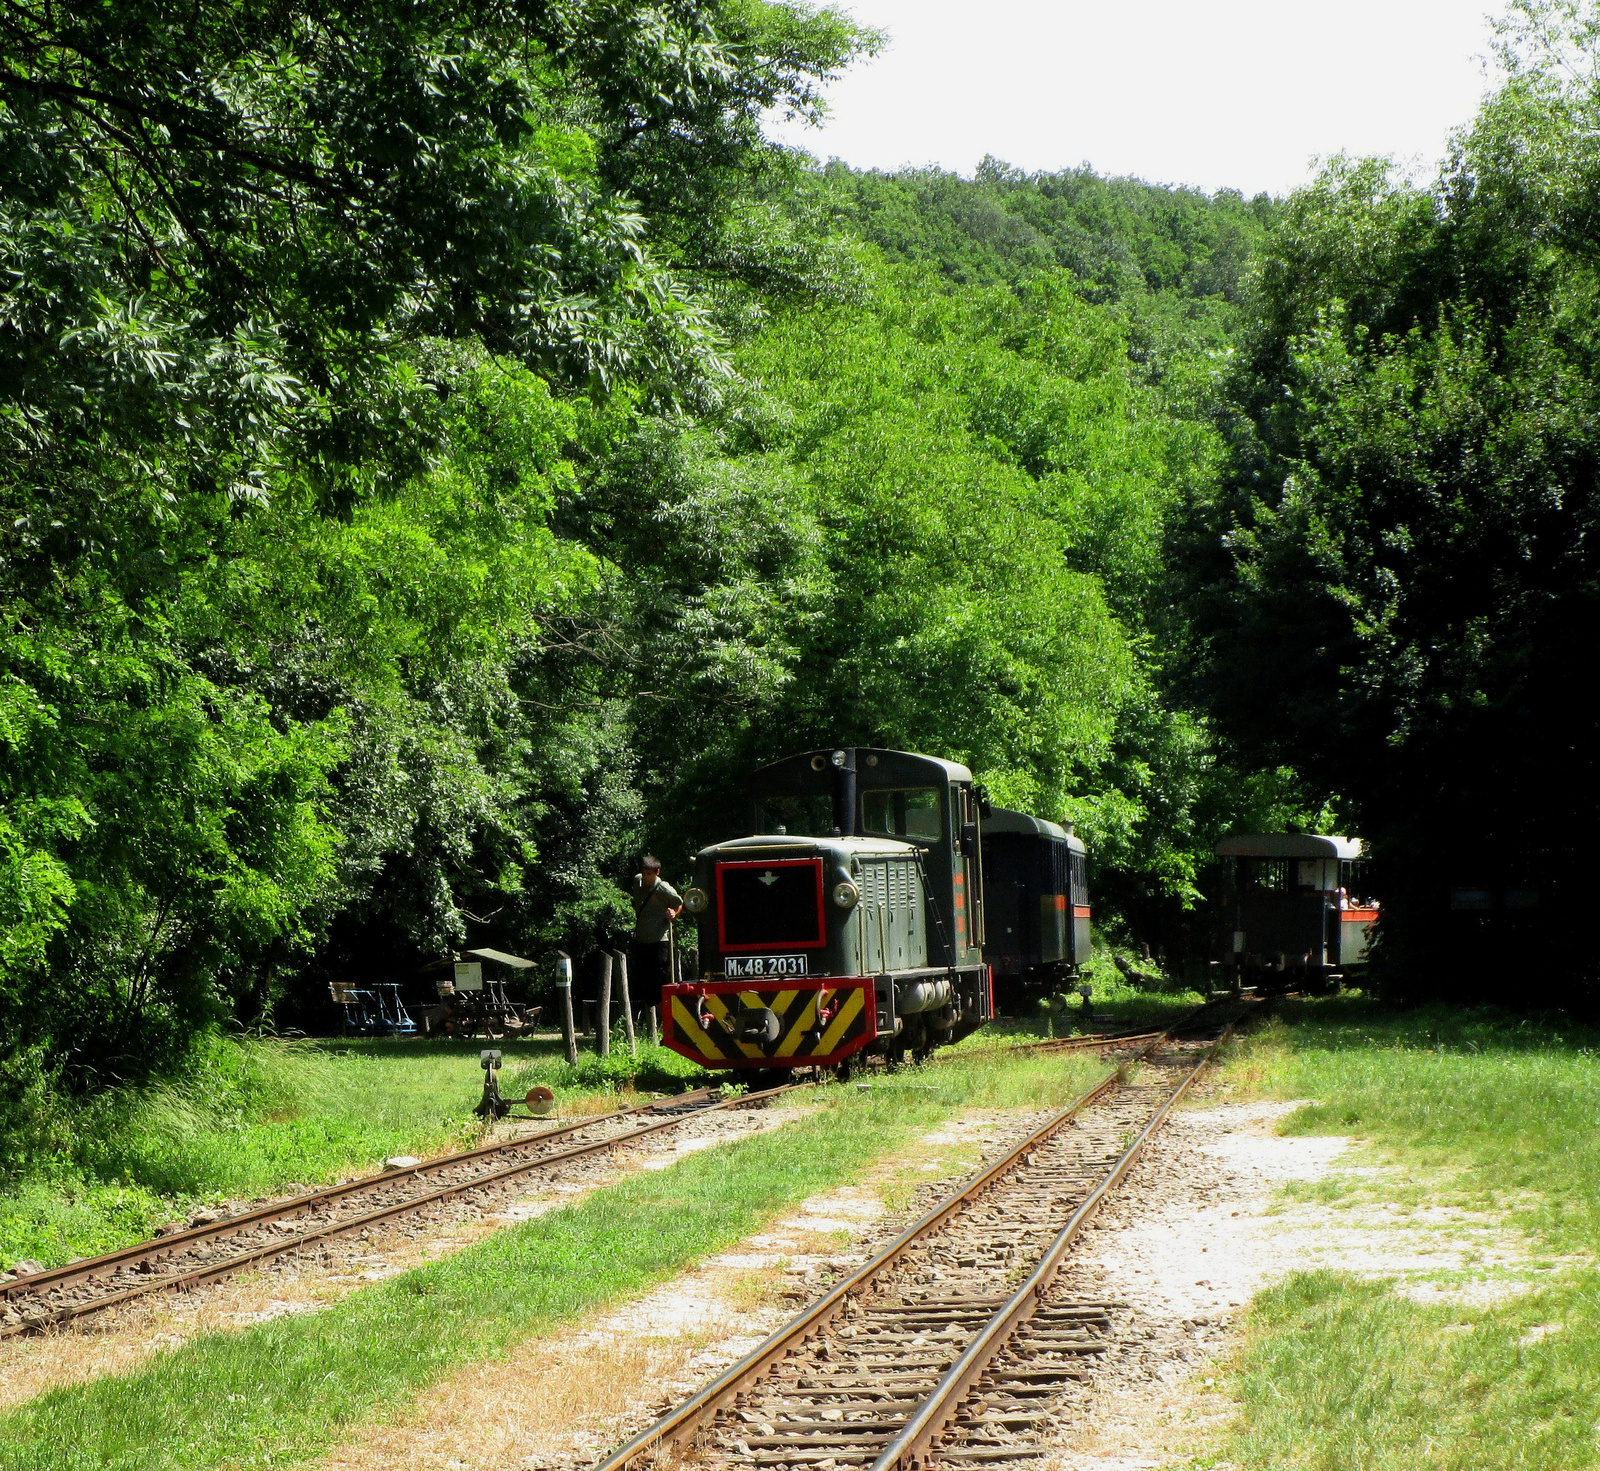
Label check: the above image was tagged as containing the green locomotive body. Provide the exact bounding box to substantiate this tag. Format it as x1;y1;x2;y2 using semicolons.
664;747;992;1072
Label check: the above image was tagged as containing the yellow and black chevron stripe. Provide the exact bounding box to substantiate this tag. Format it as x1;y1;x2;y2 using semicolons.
663;979;876;1069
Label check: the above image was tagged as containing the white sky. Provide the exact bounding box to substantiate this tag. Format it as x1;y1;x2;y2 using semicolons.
767;0;1503;197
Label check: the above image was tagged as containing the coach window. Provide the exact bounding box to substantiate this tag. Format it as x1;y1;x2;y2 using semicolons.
860;787;942;841
1341;860;1374;906
1242;858;1291;891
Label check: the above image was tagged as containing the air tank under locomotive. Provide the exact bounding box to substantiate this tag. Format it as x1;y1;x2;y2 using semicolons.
661;747;1091;1076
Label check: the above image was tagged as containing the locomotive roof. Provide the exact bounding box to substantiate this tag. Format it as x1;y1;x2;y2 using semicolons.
1215;833;1364;859
751;747;974;785
984;807;1086;852
701;833;919;858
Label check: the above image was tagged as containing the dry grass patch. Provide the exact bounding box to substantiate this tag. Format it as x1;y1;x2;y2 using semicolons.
320;1329;721;1471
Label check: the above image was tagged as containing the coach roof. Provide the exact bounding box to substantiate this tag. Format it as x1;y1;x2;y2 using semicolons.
1215;833;1364;860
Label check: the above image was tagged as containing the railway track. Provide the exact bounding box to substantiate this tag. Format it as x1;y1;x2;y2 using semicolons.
586;1006;1241;1471
0;1083;799;1338
970;1026;1166;1057
0;1005;1215;1341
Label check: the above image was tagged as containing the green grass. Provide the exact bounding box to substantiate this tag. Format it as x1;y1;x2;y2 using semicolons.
1229;1270;1600;1471
0;1047;1108;1471
0;1033;712;1270
2;977;1155;1271
960;964;1207;1051
1210;998;1600;1471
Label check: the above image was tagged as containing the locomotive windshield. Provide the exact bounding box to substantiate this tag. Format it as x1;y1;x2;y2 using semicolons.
860;787;942;840
755;793;834;836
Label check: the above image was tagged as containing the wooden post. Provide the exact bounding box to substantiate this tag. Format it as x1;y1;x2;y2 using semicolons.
614;948;637;1056
596;950;612;1057
556;953;578;1066
648;1005;660;1048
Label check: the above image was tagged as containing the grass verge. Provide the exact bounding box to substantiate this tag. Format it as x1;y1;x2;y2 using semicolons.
1210;998;1600;1471
0;1047;1108;1471
1;1034;710;1270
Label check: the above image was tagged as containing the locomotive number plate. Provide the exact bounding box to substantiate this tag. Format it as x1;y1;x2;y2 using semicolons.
724;955;809;978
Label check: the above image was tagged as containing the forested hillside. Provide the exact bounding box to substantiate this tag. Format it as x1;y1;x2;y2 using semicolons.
6;0;1600;1157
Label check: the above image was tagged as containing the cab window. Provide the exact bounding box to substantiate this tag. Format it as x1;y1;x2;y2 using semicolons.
755;794;834;836
860;787;942;840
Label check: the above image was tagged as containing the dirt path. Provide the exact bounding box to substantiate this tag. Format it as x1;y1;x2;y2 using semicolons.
314;1107;1052;1471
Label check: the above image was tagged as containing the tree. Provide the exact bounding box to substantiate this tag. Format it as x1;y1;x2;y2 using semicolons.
1193;3;1600;1000
0;0;872;1080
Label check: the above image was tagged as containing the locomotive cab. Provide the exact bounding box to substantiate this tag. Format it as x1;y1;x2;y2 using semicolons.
1216;833;1377;992
664;748;993;1073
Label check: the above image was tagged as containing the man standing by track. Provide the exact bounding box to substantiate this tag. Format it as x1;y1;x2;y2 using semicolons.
630;855;683;1006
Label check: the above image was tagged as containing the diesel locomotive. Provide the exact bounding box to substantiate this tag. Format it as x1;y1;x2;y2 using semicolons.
662;747;1091;1076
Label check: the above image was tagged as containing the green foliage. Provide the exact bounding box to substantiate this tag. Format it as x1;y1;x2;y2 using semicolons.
2;0;1288;1133
0;0;876;1082
814;157;1274;303
1192;4;1600;998
600;258;1252;912
810;158;1278;380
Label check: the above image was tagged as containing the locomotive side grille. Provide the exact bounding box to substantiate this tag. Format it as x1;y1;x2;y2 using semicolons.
846;856;926;973
886;856;925;969
859;861;888;972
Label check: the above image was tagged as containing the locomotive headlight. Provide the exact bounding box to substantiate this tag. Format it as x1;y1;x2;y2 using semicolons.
832;880;860;910
683;886;709;914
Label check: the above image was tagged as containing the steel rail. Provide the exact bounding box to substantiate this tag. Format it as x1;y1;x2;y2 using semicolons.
0;1083;799;1336
0;1086;723;1306
584;1042;1168;1471
995;1028;1164;1055
584;1004;1244;1471
968;996;1232;1061
869;1027;1234;1471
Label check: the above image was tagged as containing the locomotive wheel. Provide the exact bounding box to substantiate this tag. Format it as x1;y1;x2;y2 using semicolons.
835;1054;856;1083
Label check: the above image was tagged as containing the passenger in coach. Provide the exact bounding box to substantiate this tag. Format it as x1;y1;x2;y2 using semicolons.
630;855;683;1003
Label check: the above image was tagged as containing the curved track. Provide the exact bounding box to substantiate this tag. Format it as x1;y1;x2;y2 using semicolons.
585;1005;1241;1471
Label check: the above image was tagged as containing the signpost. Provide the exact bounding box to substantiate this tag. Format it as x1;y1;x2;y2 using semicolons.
555;952;577;1065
